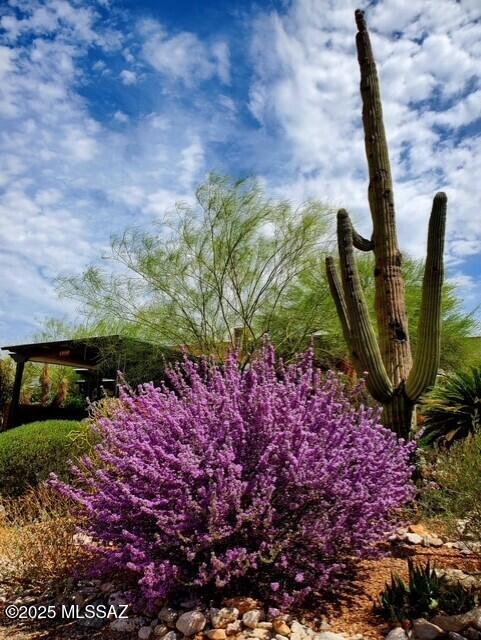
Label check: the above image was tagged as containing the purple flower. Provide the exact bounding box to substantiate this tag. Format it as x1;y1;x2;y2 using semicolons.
50;344;415;608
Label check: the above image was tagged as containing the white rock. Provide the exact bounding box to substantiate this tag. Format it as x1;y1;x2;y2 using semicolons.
153;625;169;638
258;622;273;630
315;634;346;640
290;621;309;637
211;607;240;628
405;533;423;545
423;535;444;547
242;610;264;629
250;630;270;640
163;632;179;640
176;611;206;636
275;636;289;640
412;619;443;640
386;628;409;640
226;621;243;635
139;627;153;640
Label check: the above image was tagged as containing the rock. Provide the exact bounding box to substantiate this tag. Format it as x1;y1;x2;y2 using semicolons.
447;634;467;640
315;633;346;640
405;533;423;545
275;636;289;640
226;621;243;635
290;621;311;638
272;620;291;636
432;608;481;633
473;608;481;631
110;616;145;632
211;608;240;628
250;630;270;640
163;632;179;640
139;627;153;640
242;610;264;629
100;581;116;593
386;628;409;640
413;619;444;640
465;629;481;640
160;607;179;627
422;535;444;547
258;623;273;630
207;630;228;640
436;568;481;590
176;611;207;636
154;625;169;638
225;598;261;615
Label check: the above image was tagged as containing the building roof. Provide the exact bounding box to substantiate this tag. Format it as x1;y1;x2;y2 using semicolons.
1;335;155;370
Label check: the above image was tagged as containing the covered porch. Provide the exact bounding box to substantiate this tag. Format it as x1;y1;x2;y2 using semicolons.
1;335;164;430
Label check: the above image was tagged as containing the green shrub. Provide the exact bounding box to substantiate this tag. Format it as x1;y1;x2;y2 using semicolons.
421;429;481;542
0;420;92;497
377;559;478;622
421;367;481;447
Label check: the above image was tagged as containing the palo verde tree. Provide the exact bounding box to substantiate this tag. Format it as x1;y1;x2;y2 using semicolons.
326;10;447;437
59;175;330;361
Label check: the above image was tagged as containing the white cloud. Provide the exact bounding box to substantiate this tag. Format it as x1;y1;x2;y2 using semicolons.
249;0;481;282
140;19;230;87
0;0;479;343
113;110;129;123
119;68;137;85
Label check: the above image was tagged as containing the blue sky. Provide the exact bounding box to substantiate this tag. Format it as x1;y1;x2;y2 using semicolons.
0;0;480;345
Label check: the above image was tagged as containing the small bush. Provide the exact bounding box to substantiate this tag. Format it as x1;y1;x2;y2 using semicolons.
0;419;92;496
421;429;481;543
0;485;88;589
52;345;414;609
421;367;481;447
377;559;478;622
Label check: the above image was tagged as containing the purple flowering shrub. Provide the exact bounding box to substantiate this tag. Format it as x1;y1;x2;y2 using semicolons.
51;345;414;608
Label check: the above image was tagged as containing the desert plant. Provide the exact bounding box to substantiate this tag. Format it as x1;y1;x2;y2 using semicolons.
377;559;478;622
0;419;92;496
326;10;446;438
51;344;414;609
421;367;481;447
59;174;330;361
421;428;481;543
0;485;88;589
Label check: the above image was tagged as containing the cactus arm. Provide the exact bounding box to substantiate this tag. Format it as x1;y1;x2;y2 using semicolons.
352;228;374;251
325;256;351;342
325;256;364;374
405;193;447;402
337;209;393;402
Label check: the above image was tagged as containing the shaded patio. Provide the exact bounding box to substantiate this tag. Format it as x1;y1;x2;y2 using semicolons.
1;335;177;430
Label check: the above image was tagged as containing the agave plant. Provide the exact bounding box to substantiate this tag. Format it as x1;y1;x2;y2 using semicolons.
377;559;478;622
421;367;481;447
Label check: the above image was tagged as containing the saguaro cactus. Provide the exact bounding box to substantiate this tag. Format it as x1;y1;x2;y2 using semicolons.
326;9;447;437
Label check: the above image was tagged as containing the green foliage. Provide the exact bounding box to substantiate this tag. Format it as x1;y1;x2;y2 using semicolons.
58;174;331;360
50;174;474;370
421;367;481;446
0;420;92;497
377;559;478;622
421;429;481;543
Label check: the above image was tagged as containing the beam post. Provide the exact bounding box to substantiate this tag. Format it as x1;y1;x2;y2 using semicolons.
5;354;28;430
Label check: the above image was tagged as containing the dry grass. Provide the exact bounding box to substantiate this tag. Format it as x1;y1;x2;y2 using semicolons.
0;485;90;592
